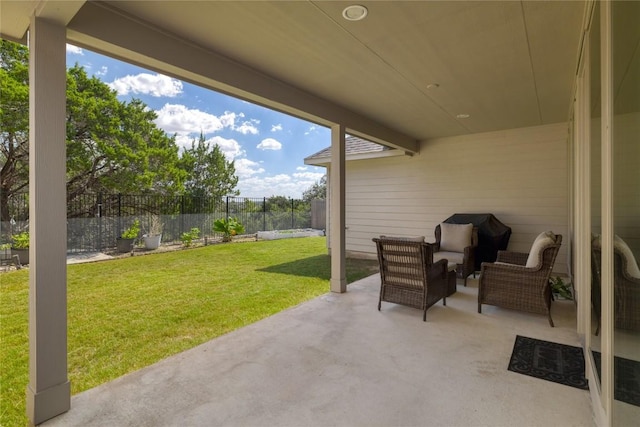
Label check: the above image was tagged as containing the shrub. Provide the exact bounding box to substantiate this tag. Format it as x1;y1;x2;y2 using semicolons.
121;219;140;239
181;227;200;247
11;231;29;249
213;217;246;242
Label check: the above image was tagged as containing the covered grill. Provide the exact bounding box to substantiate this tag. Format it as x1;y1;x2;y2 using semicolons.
443;213;512;271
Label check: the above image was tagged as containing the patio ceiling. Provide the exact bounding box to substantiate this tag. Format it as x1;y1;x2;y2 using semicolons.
1;1;586;150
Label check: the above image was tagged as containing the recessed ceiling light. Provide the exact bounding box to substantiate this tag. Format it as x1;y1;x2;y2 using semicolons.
342;5;368;21
456;114;470;119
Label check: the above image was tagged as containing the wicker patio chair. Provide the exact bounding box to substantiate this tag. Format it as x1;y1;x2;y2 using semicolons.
592;235;640;334
433;223;478;286
373;237;448;321
478;232;562;326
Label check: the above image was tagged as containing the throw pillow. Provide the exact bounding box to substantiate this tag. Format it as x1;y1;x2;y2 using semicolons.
525;231;556;268
439;223;473;252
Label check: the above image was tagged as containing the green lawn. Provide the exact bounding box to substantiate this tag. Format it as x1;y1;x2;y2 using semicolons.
0;237;379;426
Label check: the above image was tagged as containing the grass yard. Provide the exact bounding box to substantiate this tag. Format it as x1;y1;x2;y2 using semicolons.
0;237;379;426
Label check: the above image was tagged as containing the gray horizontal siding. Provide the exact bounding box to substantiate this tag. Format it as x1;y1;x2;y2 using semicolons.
340;122;569;273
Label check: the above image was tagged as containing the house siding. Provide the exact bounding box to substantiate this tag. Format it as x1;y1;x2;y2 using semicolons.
341;122;569;274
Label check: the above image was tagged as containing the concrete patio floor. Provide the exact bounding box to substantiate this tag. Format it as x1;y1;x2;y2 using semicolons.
44;275;595;427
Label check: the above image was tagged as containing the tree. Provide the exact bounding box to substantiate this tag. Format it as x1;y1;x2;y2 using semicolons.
302;174;327;203
0;40;29;222
65;66;185;216
180;132;239;203
0;39;186;220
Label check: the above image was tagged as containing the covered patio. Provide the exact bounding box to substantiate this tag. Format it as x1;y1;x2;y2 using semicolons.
2;1;637;425
44;275;593;426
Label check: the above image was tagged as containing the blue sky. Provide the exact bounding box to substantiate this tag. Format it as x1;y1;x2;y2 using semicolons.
66;44;328;199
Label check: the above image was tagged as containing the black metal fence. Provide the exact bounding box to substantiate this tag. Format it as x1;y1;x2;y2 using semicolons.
1;193;321;253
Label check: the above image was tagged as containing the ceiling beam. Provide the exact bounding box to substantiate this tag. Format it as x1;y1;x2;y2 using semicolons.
66;1;418;153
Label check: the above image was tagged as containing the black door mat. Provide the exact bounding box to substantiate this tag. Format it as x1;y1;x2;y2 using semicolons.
592;351;640;407
508;335;589;390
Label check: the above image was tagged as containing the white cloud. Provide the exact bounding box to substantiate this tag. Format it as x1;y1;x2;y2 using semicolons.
234;158;265;178
257;138;282;151
174;134;194;150
304;125;318;135
207;136;245;160
155;104;225;139
109;73;183;97
95;66;108;77
271;124;283;132
296;166;308;171
235;119;260;135
237;174;296;198
236;170;325;199
219;111;242;129
66;44;83;55
293;171;325;182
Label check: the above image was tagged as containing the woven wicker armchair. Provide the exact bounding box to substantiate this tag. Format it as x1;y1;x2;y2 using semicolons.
433;224;478;286
592;236;640;333
478;232;562;326
373;238;448;321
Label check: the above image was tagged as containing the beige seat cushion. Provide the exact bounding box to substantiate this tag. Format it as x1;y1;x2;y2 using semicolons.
434;251;464;265
439;223;472;253
525;231;556;268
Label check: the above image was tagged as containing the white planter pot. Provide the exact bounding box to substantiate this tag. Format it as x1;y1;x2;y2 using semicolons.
143;234;162;250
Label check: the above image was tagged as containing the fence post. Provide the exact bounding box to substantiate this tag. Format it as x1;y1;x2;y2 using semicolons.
117;193;122;238
263;197;266;231
97;192;103;251
226;196;229;220
291;198;295;229
180;195;185;236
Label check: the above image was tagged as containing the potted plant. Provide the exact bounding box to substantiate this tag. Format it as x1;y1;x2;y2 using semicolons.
213;217;245;242
116;219;140;253
11;231;30;264
550;276;573;300
143;215;163;250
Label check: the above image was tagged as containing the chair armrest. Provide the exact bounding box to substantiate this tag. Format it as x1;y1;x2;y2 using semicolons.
427;258;447;276
479;260;550;293
496;251;528;266
427;258;448;298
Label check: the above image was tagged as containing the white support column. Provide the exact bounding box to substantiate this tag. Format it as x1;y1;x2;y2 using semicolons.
600;1;614;423
26;17;70;426
329;125;346;293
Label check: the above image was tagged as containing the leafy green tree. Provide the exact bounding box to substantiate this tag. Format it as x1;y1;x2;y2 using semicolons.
1;39;186;220
265;195;291;212
0;40;29;221
302;174;326;203
180;132;239;203
65;66;185;214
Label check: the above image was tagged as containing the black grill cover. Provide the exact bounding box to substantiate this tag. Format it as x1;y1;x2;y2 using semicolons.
443;213;512;270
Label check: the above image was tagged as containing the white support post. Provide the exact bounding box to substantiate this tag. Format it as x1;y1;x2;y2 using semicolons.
25;17;70;425
329;125;346;293
600;2;614;423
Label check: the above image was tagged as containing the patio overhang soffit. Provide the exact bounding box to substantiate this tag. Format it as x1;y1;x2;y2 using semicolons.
0;0;419;154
